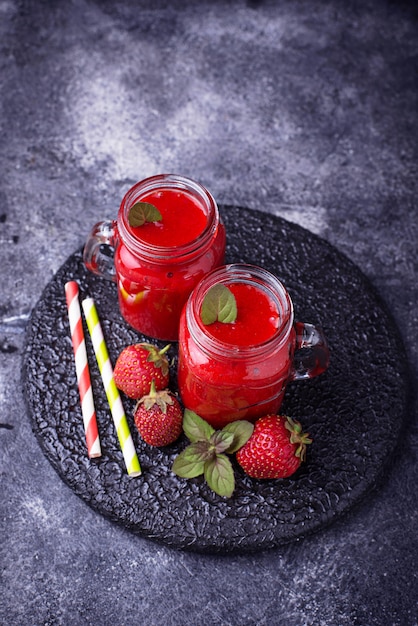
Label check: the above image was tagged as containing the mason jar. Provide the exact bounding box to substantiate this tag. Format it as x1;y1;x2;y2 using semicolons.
83;174;226;340
177;264;329;428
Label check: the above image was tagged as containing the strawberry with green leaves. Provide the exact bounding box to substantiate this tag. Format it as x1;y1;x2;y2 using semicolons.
113;342;170;399
134;381;183;447
172;410;254;498
236;414;312;479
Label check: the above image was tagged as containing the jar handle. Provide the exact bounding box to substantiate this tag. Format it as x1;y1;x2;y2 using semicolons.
290;322;330;381
83;219;118;281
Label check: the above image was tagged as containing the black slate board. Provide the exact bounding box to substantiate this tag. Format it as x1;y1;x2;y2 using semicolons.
22;206;411;554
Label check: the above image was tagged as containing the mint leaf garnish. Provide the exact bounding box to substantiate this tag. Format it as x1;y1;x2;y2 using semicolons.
204;454;235;498
222;420;254;453
209;430;235;454
200;284;237;325
183;409;215;442
172;410;253;498
172;442;209;478
128;202;162;227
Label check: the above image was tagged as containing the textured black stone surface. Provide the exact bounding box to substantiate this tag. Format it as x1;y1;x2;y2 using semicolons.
22;206;411;554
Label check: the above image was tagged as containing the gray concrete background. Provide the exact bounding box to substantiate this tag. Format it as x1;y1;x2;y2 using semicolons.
1;1;417;624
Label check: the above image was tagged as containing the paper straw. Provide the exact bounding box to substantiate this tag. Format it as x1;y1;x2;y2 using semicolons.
65;281;101;459
81;297;142;477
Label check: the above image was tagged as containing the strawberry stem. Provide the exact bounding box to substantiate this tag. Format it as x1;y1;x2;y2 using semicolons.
149;378;158;396
136;381;174;413
285;415;312;462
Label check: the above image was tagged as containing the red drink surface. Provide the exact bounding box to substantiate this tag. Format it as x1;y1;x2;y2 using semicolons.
132;189;208;247
203;283;280;346
178;281;295;428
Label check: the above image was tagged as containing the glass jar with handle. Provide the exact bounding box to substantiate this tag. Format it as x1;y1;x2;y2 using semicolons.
177;263;330;429
83;174;226;340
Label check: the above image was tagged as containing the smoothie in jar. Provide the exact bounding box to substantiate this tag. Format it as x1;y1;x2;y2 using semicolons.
177;264;329;429
84;174;226;340
177;265;297;429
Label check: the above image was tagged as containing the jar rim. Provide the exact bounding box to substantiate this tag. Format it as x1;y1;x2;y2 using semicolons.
117;174;219;262
186;263;294;358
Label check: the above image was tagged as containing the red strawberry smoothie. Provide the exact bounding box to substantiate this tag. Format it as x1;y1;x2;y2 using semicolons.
178;279;296;429
114;184;225;340
131;189;208;247
203;283;280;346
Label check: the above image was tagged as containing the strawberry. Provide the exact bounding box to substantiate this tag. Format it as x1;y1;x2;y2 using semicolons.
134;381;183;447
113;343;170;399
236;414;312;479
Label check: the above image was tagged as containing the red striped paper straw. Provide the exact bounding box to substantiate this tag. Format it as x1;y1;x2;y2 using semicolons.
65;281;101;458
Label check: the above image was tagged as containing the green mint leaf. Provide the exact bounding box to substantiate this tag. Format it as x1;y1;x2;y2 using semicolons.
188;440;215;462
200;284;237;325
221;420;254;453
128;202;162;227
209;430;235;454
172;442;211;478
204;454;235;498
183;409;215;443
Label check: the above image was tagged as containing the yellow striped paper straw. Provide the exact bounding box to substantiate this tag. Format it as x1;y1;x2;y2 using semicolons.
81;297;141;477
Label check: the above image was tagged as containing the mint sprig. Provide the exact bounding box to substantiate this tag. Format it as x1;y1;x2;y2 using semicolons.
172;410;253;498
200;284;237;325
128;201;162;227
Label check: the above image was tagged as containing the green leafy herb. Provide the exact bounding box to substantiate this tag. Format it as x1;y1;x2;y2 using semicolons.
183;409;215;442
204;454;235;499
200;283;237;325
171;442;209;478
209;430;235;453
128;202;162;227
172;410;254;498
221;420;255;453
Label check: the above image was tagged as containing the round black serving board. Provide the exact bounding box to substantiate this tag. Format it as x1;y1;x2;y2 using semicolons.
22;206;411;554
